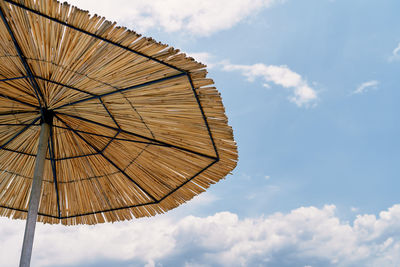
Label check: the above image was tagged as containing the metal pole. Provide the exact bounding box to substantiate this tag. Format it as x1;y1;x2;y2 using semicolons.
19;122;50;267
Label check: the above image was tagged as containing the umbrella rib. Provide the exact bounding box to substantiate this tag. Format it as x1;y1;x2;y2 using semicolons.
97;101;121;153
0;76;28;82
57;202;152;219
48;125;62;219
54;153;98;161
53;72;186;110
0;147;106;161
34;76;97;96
54;145;149;184
55;114;158;202
0;116;40;150
4;0;187;74
0;6;45;108
0;205;59;219
0;147;102;161
53;131;123;162
100;130;120;153
121;93;156;139
26;57;117;95
158;159;218;203
52;125;168;148
26;57;125;98
0;77;37;99
0;110;38;116
0;147;35;157
0;93;39;109
187;74;219;159
55;111;218;160
0;124;35;126
99;98;120;129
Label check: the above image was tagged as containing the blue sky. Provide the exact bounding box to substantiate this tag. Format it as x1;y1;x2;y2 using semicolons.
1;0;400;266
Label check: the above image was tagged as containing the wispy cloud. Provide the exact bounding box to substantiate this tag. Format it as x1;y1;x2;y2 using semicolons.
169;52;318;107
66;0;284;36
3;204;400;266
223;63;318;107
389;42;400;61
352;80;379;95
186;52;216;68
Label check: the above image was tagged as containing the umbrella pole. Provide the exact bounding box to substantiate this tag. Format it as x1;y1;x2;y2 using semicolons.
19;122;50;267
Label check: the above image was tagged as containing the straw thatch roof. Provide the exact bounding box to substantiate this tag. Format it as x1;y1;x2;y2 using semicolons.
0;0;238;225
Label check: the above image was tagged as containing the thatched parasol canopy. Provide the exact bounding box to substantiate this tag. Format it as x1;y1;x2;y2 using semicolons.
0;0;237;226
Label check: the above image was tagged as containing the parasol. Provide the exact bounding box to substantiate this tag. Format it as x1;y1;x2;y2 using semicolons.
0;0;237;266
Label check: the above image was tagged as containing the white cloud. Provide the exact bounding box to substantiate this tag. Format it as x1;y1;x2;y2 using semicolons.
393;43;400;57
3;204;400;266
353;80;379;95
389;42;400;61
66;0;284;36
186;52;215;68
223;63;318;107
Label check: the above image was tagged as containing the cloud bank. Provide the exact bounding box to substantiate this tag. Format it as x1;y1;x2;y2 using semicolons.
223;63;318;107
66;0;283;36
2;204;400;266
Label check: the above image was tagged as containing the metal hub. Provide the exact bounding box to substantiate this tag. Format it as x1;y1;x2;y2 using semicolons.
40;108;54;125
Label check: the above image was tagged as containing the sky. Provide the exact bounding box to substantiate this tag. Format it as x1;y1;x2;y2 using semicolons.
1;0;400;266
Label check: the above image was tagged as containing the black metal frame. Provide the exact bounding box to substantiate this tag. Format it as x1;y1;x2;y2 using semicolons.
0;0;220;220
0;6;45;108
48;123;62;218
